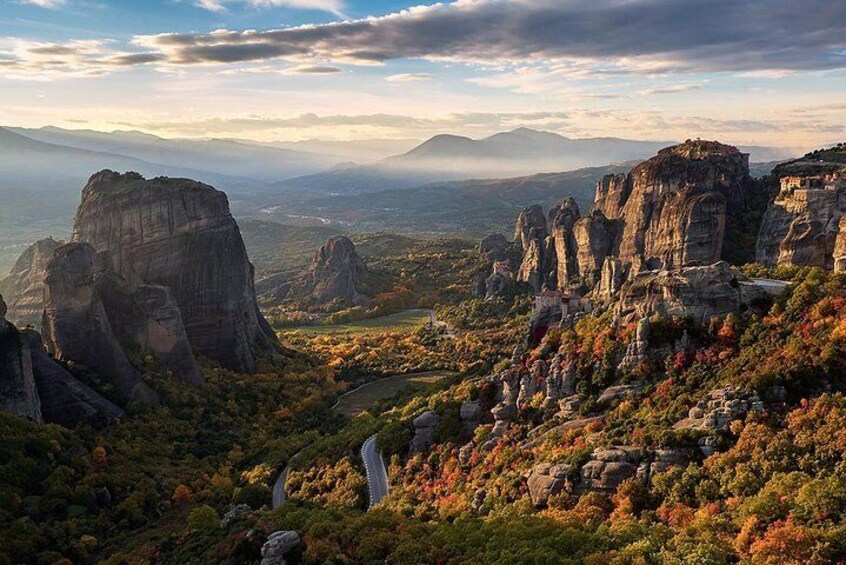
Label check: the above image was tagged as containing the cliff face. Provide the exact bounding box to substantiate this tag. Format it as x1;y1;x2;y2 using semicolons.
0;294;42;422
71;171;275;373
22;331;125;427
42;242;159;404
0;238;62;328
514;141;752;294
613;141;749;271
616;261;767;324
755;185;846;269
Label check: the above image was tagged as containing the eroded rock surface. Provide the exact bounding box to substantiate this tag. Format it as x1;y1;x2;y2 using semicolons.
616;261;767;323
42;242;159;404
71;170;274;373
0;238;62;328
280;236;371;307
0;295;42;422
526;463;571;507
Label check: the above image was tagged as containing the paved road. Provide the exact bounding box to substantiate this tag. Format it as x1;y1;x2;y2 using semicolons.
271;465;289;509
361;435;389;508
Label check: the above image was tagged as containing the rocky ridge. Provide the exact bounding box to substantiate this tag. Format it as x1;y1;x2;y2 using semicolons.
513;140;756;295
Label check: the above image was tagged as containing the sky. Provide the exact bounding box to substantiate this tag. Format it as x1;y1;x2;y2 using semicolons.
1;0;845;150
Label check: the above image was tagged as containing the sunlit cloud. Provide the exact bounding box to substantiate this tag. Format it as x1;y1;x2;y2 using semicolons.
386;73;431;82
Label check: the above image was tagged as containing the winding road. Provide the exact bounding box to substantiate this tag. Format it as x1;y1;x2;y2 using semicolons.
361;435;389;508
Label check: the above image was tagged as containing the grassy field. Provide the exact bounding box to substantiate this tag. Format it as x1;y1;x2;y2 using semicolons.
332;371;453;417
281;308;432;336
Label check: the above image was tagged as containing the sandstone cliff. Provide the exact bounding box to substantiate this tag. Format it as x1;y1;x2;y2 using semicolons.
42;242;160;404
22;331;124;427
513;141;755;295
71;170;275;373
0;238;62;328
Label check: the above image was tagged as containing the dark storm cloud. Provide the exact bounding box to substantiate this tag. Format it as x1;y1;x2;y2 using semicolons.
133;0;846;73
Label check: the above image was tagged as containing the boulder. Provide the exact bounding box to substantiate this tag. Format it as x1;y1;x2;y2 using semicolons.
71;170;275;373
581;447;641;492
220;504;252;528
526;463;571;507
260;531;301;565
410;410;439;453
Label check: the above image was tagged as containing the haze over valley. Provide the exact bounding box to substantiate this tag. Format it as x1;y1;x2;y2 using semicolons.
2;1;846;563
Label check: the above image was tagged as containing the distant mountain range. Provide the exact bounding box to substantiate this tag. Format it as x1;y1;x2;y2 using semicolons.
262;164;634;235
270;128;796;199
8;126;341;182
0;124;799;275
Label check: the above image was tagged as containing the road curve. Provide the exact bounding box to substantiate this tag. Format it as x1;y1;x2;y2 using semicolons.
271;465;289;509
361;435;389;509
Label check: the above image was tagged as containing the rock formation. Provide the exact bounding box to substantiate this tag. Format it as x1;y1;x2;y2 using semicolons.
0;294;42;422
42;242;160;404
514;205;548;252
2;291;122;426
513;141;755;296
526;463;571;507
0;238;62;328
22;331;124;427
616;261;768;324
479;233;509;261
410;410;439;453
277;236;371;307
581;447;642;493
70;170;275;373
756;180;846;269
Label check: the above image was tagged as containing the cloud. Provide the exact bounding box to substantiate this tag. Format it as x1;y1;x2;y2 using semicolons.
637;84;705;96
135;0;846;73
195;0;225;12
193;0;345;16
20;0;65;8
5;0;846;79
283;64;342;73
386;73;431;82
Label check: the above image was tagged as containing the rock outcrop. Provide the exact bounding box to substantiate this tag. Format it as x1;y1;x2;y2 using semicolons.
756;182;846;269
277;236;371;307
1;289;123;426
42;243;159;404
526;463;571;507
513;141;755;296
410;410;439;453
581;447;641;493
479;233;509;261
616;261;768;324
260;531;301;565
0;294;42;422
0;238;62;328
674;387;763;432
22;331;124;427
71;170;275;373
